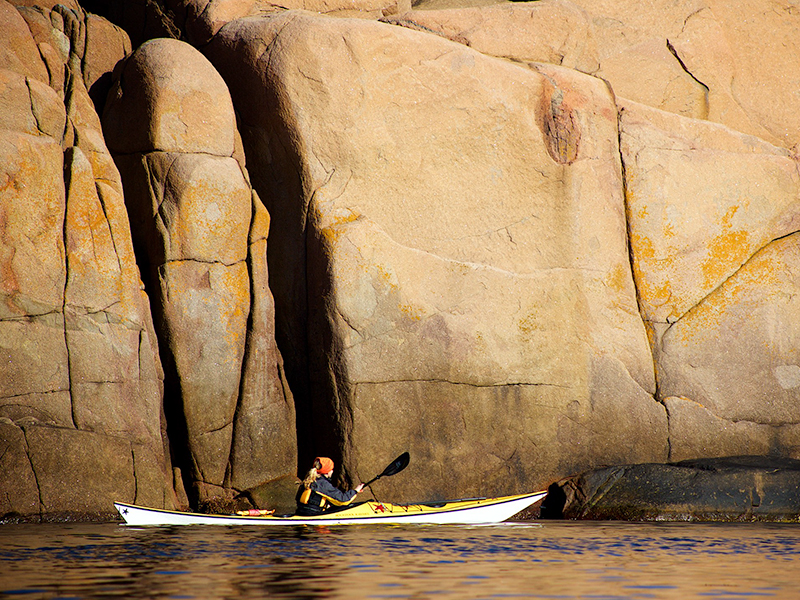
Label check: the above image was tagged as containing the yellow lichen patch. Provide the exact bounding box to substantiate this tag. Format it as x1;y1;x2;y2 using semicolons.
605;262;630;294
700;228;751;291
721;204;740;227
629;231;675;313
318;210;360;246
641;278;674;314
629;229;655;263
320;224;343;246
517;310;544;338
330;210;361;227
372;263;398;293
679;237;785;336
398;302;423;321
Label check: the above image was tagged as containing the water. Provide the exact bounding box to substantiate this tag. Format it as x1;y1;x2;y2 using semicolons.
1;520;799;599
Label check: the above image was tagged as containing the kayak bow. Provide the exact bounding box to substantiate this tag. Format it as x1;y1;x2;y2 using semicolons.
114;491;547;526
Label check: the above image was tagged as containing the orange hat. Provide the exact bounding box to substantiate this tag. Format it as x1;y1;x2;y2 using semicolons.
316;457;334;475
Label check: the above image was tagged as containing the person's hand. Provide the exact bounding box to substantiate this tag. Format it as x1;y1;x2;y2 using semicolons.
355;483;365;493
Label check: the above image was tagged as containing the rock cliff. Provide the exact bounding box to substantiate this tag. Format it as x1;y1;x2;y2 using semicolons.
1;0;170;519
2;0;799;519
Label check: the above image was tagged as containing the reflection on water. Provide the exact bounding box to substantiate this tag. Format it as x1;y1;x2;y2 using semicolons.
1;520;799;599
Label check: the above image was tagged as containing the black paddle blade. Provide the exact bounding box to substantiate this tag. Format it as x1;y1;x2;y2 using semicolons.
364;452;410;486
381;452;410;478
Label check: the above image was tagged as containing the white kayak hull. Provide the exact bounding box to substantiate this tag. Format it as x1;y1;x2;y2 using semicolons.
114;491;547;526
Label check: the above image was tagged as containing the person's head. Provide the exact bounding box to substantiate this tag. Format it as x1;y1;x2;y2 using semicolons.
315;457;334;476
303;456;334;487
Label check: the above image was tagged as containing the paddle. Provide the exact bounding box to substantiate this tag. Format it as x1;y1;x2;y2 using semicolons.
362;452;410;488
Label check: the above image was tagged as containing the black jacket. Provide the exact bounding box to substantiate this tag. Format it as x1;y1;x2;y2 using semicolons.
296;476;358;515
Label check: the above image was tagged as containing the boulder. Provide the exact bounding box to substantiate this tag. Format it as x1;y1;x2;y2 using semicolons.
103;37;296;500
206;12;667;501
102;37;236;156
620;100;800;432
111;149;253;489
551;456;800;521
180;0;258;46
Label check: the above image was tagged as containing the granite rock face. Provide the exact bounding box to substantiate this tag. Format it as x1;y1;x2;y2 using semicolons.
0;0;171;520
385;0;599;74
620;99;800;457
4;0;800;518
102;38;296;505
567;0;800;148
205;11;667;500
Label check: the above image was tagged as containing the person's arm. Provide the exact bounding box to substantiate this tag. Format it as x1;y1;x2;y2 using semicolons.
314;477;363;506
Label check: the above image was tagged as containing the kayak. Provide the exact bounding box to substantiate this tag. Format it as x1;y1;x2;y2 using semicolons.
114;491;547;526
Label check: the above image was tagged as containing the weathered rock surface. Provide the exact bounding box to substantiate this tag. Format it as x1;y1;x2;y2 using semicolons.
103;37;296;505
550;456;800;521
621;99;800;455
4;0;800;519
385;1;599;74
665;397;800;463
85;0;413;50
0;0;172;520
206;11;667;501
244;474;300;515
568;0;800;149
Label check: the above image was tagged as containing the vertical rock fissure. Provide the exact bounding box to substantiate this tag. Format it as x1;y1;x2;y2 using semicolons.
663;394;675;461
130;444;138;503
20;427;44;518
94;183;124;273
61;150;77;431
615;104;662;406
225;237;256;492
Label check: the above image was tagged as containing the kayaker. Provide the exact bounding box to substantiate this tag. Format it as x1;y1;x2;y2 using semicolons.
295;456;365;516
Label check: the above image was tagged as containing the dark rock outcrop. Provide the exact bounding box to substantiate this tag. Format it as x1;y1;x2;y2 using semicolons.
549;456;800;521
